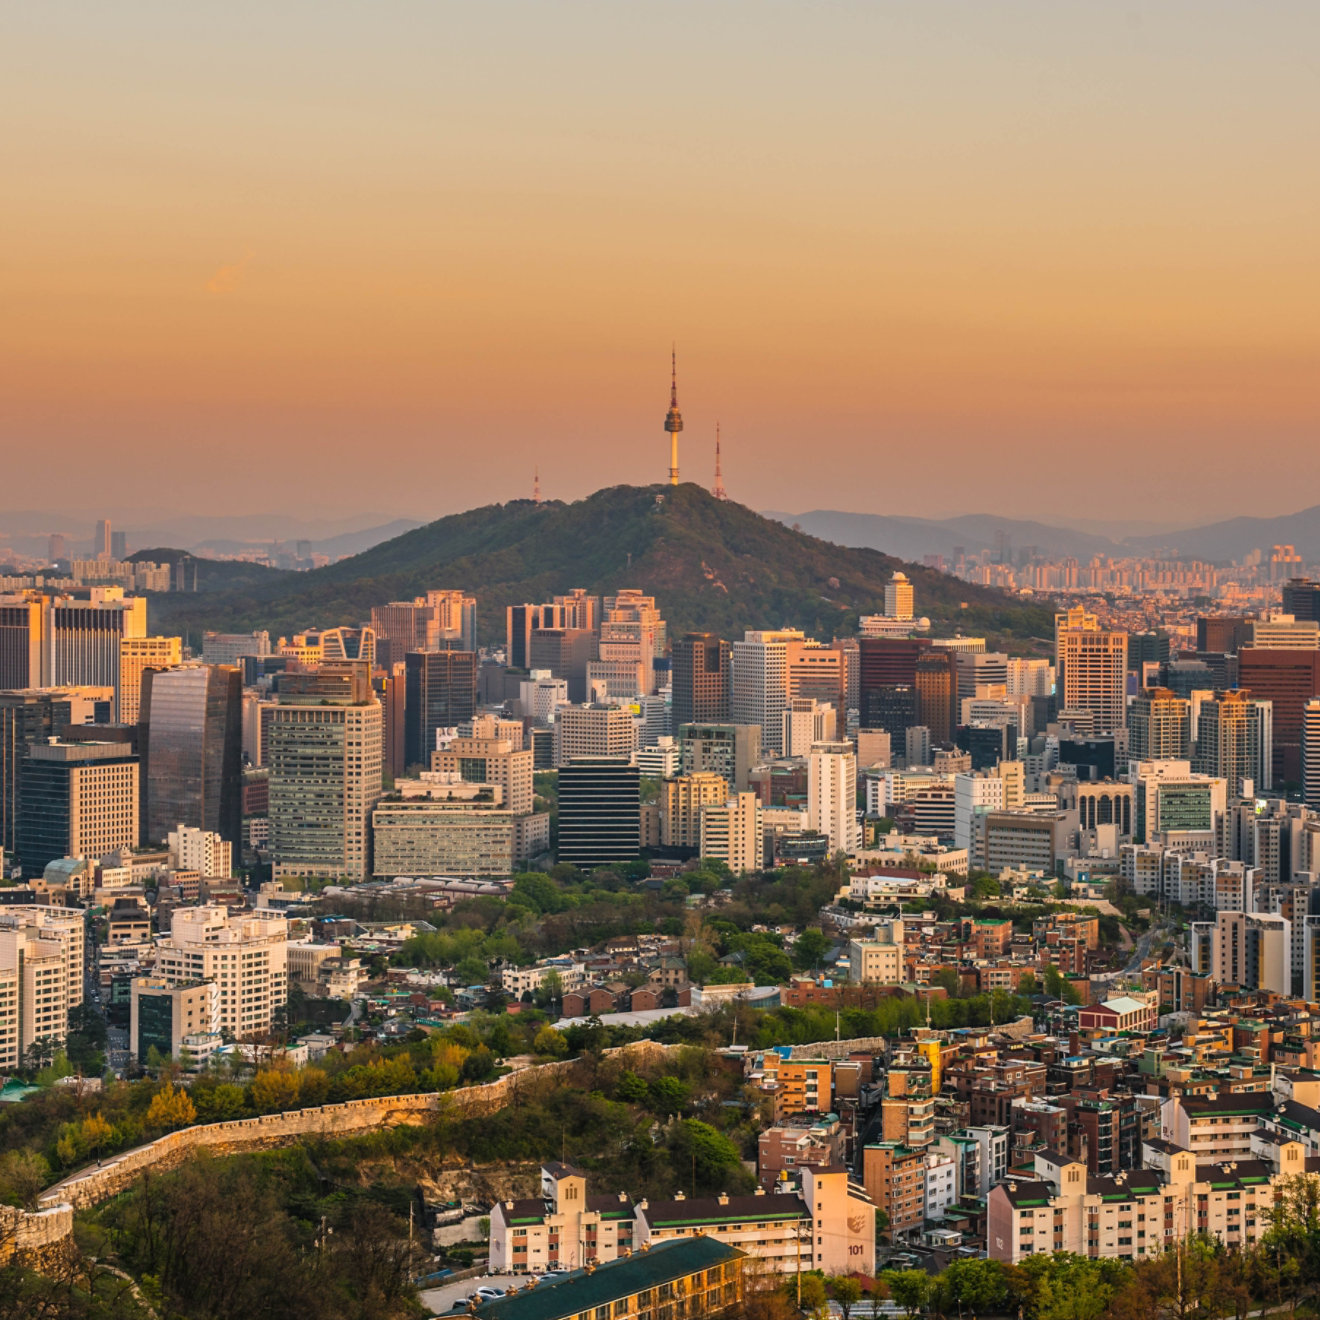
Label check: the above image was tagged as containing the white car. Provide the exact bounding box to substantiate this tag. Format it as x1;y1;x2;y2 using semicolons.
475;1287;506;1301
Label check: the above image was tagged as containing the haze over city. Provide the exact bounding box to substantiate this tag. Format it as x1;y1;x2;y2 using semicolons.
5;2;1318;520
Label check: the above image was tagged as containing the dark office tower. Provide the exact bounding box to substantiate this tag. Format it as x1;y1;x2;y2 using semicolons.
1237;649;1320;786
1283;580;1320;624
913;651;957;745
0;599;44;689
1163;658;1214;700
527;628;597;703
1197;615;1255;655
557;758;640;869
857;637;929;726
1191;651;1236;691
110;530;127;560
957;723;1019;771
373;665;407;782
1056;736;1115;782
672;633;730;728
1128;631;1171;672
0;688;101;852
404;649;478;768
865;685;918;747
141;664;242;852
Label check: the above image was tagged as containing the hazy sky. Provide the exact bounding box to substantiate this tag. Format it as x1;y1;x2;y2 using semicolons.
3;3;1317;522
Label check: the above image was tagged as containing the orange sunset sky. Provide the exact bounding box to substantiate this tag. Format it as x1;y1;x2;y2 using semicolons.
3;2;1318;523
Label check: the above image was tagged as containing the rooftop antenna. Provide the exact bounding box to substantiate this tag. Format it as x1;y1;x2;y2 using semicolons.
712;422;727;500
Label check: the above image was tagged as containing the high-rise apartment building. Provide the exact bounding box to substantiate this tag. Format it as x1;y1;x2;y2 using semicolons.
807;742;859;855
1304;700;1320;811
557;758;640;868
0;906;86;1068
1193;689;1273;794
1128;687;1191;761
700;792;763;874
117;635;182;724
660;772;728;850
141;663;243;852
1237;649;1320;786
1201;910;1290;994
155;906;288;1041
1055;608;1127;734
404;649;478;768
267;663;383;880
671;633;730;728
15;740;139;877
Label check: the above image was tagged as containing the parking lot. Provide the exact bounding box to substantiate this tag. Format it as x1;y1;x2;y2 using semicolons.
419;1274;523;1316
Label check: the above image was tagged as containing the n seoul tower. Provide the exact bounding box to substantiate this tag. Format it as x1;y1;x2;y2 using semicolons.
663;347;683;485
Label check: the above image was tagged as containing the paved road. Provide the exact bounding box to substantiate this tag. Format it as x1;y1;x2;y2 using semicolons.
420;1274;523;1316
1124;922;1170;975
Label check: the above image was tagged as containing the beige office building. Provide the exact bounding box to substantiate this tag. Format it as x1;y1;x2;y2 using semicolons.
553;704;637;767
431;735;533;815
117;635;181;723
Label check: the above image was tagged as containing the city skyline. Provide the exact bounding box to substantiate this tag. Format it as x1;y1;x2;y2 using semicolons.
4;3;1318;521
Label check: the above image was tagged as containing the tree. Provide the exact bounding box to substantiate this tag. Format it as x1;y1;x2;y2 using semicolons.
146;1080;197;1131
793;928;830;971
250;1069;301;1113
0;1149;50;1209
533;1026;569;1058
937;1258;1008;1318
828;1275;864;1320
886;1269;930;1320
648;1075;690;1116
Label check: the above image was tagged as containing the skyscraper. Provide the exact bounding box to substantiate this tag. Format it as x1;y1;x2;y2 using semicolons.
93;519;112;559
1128;687;1191;761
117;635;182;724
404;648;478;768
1236;649;1320;785
1193;690;1273;795
671;633;730;728
600;590;664;696
1055;608;1127;734
141;663;243;852
267;663;383;881
558;758;640;869
807;742;859;855
731;629;805;756
0;589;147;689
0;687;105;852
15;740;139;877
1303;700;1320;810
913;651;957;745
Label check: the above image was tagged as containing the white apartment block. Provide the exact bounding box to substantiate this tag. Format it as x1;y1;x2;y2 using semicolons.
167;824;233;878
0;907;86;1068
154;906;288;1041
782;698;836;759
700;792;763;875
808;741;859;855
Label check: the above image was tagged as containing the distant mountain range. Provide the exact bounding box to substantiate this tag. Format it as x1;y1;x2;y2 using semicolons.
768;506;1320;564
145;483;1055;651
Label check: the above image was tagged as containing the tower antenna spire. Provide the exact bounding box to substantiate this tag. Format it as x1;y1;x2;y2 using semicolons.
712;421;727;500
663;344;683;486
533;466;542;506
